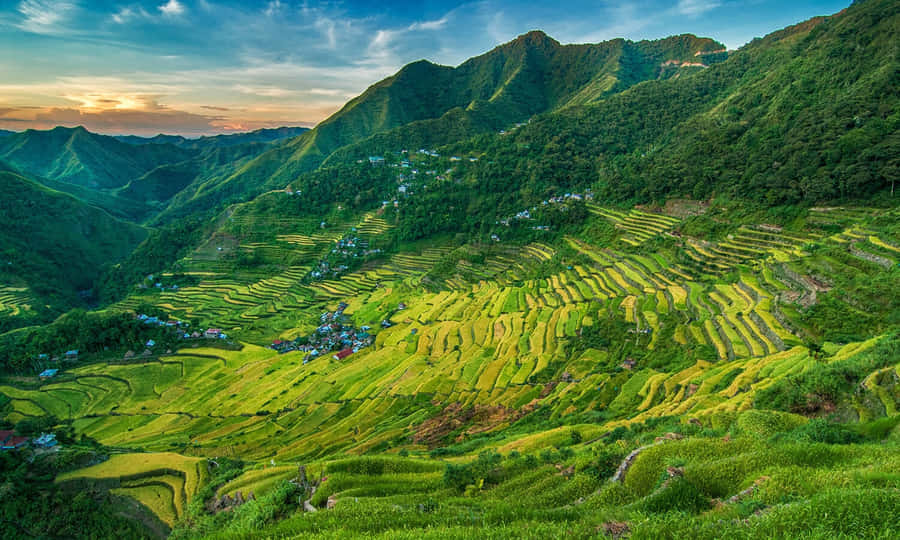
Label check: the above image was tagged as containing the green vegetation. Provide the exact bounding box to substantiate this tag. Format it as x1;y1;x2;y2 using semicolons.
0;169;147;330
0;1;898;537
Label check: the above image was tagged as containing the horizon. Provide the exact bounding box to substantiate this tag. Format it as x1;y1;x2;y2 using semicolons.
1;0;849;137
0;123;307;139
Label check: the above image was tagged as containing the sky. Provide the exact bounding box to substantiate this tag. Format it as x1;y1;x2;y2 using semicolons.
0;0;851;136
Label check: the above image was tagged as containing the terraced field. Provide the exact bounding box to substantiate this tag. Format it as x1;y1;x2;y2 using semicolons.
56;452;208;527
587;205;680;246
0;286;34;317
3;204;897;535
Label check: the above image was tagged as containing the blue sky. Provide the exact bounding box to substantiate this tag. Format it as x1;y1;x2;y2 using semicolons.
0;0;850;135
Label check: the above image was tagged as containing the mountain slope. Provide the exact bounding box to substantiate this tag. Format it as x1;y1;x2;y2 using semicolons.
394;0;898;227
0;126;194;190
160;32;724;220
0;170;147;325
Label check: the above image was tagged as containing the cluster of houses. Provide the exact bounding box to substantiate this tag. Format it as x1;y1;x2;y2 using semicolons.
137;313;228;341
498;120;530;136
0;430;57;452
138;313;188;329
138;274;181;292
269;302;374;363
496;190;596;229
123;327;227;360
627;327;653;335
35;350;79;364
306;234;383;282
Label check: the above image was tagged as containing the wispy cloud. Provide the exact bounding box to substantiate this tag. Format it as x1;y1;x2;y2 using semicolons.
0;103;222;136
17;0;78;34
677;0;722;17
264;0;283;17
408;17;450;32
233;84;297;98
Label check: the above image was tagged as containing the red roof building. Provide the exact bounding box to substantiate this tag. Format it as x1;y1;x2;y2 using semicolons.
1;435;28;450
332;348;353;361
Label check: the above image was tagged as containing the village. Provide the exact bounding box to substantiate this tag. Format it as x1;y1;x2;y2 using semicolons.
0;429;58;452
33;313;234;381
269;302;378;363
285;147;473;215
305;233;383;282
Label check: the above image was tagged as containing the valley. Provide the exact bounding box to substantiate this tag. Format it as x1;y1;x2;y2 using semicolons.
0;0;897;538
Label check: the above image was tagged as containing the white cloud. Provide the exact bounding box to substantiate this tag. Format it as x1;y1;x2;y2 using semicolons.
233;85;297;98
315;17;337;49
676;0;722;17
111;7;148;24
17;0;78;34
159;0;185;17
408;17;449;32
264;0;283;17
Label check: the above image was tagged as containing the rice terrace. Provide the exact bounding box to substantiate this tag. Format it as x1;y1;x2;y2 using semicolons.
0;0;898;538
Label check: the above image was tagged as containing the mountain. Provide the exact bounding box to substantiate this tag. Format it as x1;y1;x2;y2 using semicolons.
115;126;310;150
362;0;899;242
158;32;725;220
0;130;14;138
119;143;277;219
0;126;194;190
0;169;147;328
465;0;899;206
1;2;899;539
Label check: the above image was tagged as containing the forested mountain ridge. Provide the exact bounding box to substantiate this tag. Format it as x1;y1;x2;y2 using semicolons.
0;126;309;225
161;32;725;220
371;0;899;241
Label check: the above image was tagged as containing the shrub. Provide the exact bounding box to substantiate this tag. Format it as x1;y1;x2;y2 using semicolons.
779;418;862;444
443;450;503;492
735;410;808;438
640;477;710;514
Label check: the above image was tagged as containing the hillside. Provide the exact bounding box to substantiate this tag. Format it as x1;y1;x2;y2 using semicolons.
118;143;277;217
0;170;147;329
456;1;899;206
0;1;898;538
159;32;725;221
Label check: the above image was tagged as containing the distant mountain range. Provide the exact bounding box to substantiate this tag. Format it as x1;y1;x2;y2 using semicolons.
0;33;728;225
114;126;309;150
0;125;310;223
0;126;192;190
